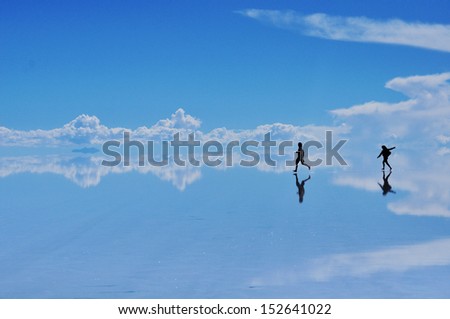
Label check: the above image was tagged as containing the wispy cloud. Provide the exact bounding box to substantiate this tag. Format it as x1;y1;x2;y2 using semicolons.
238;9;450;53
331;100;415;117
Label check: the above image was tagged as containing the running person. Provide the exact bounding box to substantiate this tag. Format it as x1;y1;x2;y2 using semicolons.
293;142;310;172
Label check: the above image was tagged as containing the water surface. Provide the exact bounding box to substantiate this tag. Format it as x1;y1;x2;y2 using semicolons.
1;152;449;298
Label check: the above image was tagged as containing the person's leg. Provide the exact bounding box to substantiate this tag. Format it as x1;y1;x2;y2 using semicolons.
386;159;392;170
382;159;386;170
294;158;299;172
302;160;311;170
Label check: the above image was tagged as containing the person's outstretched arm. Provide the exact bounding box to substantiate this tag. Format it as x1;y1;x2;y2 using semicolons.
377;151;382;158
389;147;396;150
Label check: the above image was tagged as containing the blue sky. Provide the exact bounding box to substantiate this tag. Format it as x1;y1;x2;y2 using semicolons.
1;0;450;131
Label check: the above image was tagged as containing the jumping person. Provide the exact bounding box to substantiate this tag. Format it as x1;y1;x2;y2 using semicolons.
377;145;396;171
293;142;310;172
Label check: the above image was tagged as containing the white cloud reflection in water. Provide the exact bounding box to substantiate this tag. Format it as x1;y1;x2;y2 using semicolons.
0;155;203;191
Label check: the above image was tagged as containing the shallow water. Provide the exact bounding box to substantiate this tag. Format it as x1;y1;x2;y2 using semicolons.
0;153;450;298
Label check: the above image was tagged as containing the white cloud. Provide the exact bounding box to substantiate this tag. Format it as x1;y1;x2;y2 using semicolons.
0;109;203;147
0;114;125;147
154;108;201;130
330;72;450;218
0;108;346;150
386;73;450;97
238;9;450;53
331;100;415;117
332;72;450;139
437;135;450;144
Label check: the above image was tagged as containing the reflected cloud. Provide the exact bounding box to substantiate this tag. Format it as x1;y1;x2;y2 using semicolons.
0;155;106;187
335;175;380;192
72;147;99;154
309;238;450;281
0;155;201;191
250;238;450;286
334;163;450;218
388;202;450;219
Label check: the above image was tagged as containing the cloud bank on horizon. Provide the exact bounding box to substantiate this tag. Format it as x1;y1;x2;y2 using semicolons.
238;9;450;53
0;108;347;148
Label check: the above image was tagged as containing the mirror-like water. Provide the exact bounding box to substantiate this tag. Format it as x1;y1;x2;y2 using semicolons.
1;151;449;298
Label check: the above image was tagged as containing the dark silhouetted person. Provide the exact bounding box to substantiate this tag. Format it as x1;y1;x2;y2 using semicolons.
377;145;396;171
294;173;311;204
293;142;310;172
378;171;396;196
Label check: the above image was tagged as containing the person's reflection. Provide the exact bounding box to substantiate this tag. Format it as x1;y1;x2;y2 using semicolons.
378;171;396;196
294;173;311;204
